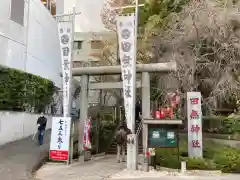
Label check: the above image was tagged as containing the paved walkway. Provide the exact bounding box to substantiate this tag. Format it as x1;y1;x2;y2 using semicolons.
0;130;50;180
35;155;125;180
35;155;240;180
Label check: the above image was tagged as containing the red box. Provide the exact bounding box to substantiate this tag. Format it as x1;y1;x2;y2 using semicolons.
49;150;69;161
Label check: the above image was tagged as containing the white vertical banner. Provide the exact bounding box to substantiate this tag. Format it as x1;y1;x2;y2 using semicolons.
116;14;136;132
49;117;71;161
58;22;73;117
187;92;203;158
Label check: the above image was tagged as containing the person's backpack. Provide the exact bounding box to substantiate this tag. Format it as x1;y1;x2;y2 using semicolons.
116;130;124;145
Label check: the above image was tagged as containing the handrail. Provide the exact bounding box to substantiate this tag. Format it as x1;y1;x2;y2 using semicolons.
136;118;143;137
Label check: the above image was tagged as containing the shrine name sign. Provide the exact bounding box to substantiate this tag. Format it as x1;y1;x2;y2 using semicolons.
187;92;203;158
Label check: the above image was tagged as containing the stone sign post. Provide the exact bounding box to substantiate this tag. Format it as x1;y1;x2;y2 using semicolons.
187;92;203;158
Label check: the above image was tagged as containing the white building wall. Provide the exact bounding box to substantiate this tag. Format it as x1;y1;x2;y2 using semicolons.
0;0;62;87
0;0;28;71
26;0;62;87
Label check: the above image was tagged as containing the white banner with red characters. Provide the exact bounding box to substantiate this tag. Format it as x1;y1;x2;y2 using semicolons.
187;92;203;158
83;117;92;150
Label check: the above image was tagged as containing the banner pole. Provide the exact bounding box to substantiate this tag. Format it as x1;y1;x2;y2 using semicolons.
132;0;139;135
68;6;76;165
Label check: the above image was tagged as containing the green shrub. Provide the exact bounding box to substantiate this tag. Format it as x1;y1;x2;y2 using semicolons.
0;67;55;112
155;138;240;172
182;157;215;170
155;148;181;169
222;115;240;134
214;147;240;173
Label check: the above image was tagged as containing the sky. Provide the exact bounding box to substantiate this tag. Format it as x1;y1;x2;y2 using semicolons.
75;0;109;32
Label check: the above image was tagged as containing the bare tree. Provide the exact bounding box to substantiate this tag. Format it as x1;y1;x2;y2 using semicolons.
144;0;240;115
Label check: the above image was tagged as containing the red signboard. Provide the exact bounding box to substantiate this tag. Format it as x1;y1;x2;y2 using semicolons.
49;150;69;161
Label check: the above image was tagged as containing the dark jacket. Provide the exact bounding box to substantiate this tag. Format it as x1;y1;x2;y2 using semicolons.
116;128;127;145
37;116;47;130
135;102;142;120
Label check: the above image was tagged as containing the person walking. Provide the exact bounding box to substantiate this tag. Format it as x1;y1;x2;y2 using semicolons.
116;125;127;163
36;113;47;146
135;100;142;130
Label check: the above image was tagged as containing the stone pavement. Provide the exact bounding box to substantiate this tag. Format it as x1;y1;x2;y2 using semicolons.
0;130;51;180
35;155;125;180
110;177;240;180
112;169;240;180
35;154;240;180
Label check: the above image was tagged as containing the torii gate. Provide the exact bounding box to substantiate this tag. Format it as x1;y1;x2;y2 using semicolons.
73;61;176;161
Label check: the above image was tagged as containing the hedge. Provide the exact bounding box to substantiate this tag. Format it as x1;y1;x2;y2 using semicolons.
0;67;55;113
155;138;240;173
203;115;240;135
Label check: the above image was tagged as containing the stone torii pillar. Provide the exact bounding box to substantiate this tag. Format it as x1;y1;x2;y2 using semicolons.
78;75;88;159
141;72;151;155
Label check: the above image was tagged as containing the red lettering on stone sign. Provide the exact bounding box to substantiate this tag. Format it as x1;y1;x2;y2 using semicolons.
191;124;200;133
192;140;201;148
190;98;199;105
190;110;199;119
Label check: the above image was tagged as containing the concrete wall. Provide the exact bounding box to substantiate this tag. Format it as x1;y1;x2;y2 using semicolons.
0;111;54;146
0;0;62;87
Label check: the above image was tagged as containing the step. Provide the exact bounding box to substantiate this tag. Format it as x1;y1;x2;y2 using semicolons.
106;145;143;154
107;149;143;154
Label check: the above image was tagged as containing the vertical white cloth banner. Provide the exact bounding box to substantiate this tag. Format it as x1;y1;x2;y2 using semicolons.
58;22;73;117
116;14;136;132
187;92;203;158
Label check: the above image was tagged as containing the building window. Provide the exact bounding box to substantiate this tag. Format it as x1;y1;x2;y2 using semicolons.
91;40;104;50
73;61;82;68
74;41;83;49
10;0;25;26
